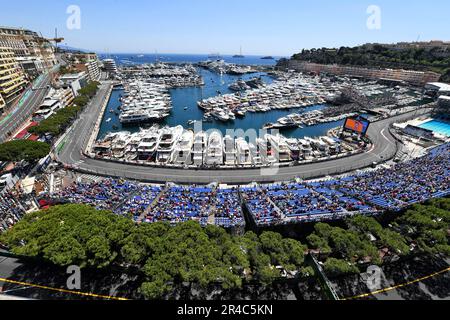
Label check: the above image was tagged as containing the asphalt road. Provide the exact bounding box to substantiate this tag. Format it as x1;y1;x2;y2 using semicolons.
0;73;51;143
57;84;431;184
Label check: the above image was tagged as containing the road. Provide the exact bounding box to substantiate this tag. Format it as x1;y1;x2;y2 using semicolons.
0;73;51;143
57;84;431;184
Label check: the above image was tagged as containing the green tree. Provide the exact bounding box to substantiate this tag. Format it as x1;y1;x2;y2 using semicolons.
0;204;131;268
324;258;359;277
0;140;50;163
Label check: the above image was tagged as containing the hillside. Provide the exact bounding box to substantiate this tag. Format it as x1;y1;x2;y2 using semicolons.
291;44;450;82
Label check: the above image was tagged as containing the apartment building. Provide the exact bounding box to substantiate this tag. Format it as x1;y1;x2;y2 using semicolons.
71;53;101;81
52;87;75;108
0;26;57;75
85;59;100;81
0;47;28;106
0;94;5;114
31;87;75;122
283;61;441;86
59;72;88;97
103;59;118;75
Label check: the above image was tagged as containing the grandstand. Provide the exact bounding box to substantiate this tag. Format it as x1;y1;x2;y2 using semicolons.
49;182;245;229
0;188;35;233
243;143;449;226
3;143;449;231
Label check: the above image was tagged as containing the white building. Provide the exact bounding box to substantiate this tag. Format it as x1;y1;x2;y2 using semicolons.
438;96;450;108
33;99;61;121
59;72;88;97
44;87;75;109
86;59;100;81
103;59;118;75
425;82;450;97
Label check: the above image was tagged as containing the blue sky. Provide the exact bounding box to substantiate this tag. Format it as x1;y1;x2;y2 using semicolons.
1;0;449;56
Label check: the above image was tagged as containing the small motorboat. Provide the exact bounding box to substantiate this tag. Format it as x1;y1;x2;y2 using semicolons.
236;110;246;117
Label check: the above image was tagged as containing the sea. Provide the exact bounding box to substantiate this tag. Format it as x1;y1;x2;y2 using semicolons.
98;53;285;66
97;53;354;140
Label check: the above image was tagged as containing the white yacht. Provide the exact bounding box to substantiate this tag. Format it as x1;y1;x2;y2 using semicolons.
119;109;170;124
248;143;262;166
111;132;130;159
223;135;236;166
172;130;194;165
211;109;230;122
119;80;172;124
298;139;313;160
156;126;183;164
236;138;252;166
124;133;144;161
256;136;277;164
321;136;340;155
305;137;329;156
267;134;292;162
137;131;160;161
192;131;208;165
284;137;301;161
205;132;224;166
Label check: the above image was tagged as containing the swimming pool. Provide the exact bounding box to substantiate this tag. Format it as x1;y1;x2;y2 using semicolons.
419;119;450;137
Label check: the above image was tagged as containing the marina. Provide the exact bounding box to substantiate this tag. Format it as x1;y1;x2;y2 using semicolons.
118;80;172;124
98;65;427;141
94;56;432;170
198;59;259;75
118;62;204;88
92;124;363;168
2;0;450;304
197;74;328;120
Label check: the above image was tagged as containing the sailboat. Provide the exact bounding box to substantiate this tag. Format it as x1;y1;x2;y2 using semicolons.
233;46;245;58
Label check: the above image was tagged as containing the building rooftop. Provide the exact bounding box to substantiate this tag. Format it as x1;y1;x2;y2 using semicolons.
40;99;59;107
426;82;450;91
59;72;87;80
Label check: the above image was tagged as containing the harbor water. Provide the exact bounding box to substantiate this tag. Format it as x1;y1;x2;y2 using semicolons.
98;53;284;66
97;55;352;140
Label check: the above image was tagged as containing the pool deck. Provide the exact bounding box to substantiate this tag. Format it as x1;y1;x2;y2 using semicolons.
395;117;450;137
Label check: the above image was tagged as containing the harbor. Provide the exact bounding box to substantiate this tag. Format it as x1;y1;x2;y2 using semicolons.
98;66;339;140
92;124;365;168
92;56;433;170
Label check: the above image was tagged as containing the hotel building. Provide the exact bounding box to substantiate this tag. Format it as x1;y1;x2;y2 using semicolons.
282;61;441;87
0;47;28;106
0;26;57;77
103;59;118;75
71;53;101;82
0;93;5;114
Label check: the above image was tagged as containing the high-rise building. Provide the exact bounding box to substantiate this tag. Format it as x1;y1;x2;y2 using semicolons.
281;60;441;87
0;47;28;106
0;93;5;114
85;59;100;81
103;59;118;75
0;26;57;76
72;53;100;81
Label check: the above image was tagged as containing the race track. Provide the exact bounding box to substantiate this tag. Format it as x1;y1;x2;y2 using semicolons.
57;81;431;184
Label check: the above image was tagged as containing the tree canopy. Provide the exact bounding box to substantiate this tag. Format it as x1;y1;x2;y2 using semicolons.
394;199;450;256
1;199;448;297
29;81;100;137
0;204;308;299
0;140;50;163
291;44;450;75
28;105;82;136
